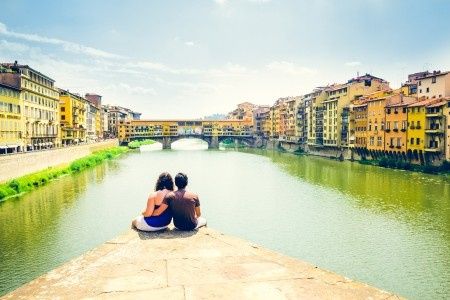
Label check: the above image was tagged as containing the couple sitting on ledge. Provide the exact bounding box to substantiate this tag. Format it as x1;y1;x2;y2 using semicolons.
132;172;207;231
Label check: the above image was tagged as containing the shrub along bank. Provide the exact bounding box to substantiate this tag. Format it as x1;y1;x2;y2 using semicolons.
0;147;128;201
359;157;450;174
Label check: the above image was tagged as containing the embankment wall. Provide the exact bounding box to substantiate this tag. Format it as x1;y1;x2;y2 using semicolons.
0;140;119;183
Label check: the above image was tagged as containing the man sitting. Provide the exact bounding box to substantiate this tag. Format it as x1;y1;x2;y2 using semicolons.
153;172;207;231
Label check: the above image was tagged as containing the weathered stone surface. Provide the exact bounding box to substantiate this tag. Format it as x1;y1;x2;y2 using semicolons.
2;227;402;299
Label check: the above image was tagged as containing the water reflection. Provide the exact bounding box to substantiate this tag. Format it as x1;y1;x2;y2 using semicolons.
171;138;208;150
0;163;109;295
253;149;450;235
140;142;163;151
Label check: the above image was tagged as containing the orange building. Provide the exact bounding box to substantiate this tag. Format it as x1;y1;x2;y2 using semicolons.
366;91;392;152
384;94;417;154
351;98;368;149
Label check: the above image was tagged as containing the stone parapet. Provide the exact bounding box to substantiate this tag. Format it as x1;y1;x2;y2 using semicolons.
0;140;119;183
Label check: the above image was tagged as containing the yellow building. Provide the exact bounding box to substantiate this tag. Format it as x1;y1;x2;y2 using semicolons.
59;90;88;145
323;74;390;148
407;98;439;158
0;83;23;154
0;62;60;151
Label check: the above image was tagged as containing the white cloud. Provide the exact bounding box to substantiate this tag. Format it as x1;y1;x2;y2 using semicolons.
0;39;31;52
266;61;317;75
345;61;362;67
0;22;124;60
185;41;195;47
108;83;157;95
214;0;227;5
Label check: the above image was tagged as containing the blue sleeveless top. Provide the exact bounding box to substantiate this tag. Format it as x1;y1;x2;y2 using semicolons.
144;204;172;228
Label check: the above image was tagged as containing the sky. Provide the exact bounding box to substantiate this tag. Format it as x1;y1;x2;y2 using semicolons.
0;0;449;119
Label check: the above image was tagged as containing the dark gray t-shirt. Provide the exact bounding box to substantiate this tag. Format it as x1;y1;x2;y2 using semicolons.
163;190;200;230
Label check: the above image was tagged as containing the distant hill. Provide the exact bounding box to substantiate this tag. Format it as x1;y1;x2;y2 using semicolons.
202;113;227;120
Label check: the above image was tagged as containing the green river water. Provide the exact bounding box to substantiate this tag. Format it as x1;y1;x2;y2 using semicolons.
0;144;449;299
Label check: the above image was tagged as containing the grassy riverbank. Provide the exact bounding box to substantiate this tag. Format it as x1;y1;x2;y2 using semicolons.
0;147;128;201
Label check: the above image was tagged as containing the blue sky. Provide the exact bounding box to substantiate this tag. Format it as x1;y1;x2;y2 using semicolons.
1;0;449;118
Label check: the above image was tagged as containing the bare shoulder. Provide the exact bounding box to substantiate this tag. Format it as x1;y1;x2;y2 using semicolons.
148;191;158;199
165;191;176;198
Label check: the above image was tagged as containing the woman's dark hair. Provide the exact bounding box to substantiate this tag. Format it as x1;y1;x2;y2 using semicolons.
174;172;188;189
155;172;174;191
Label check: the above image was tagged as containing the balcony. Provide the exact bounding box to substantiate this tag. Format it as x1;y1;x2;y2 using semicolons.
385;129;391;133
424;147;442;153
425;126;444;134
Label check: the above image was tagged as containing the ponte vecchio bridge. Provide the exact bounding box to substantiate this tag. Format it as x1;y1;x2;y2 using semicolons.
118;119;257;149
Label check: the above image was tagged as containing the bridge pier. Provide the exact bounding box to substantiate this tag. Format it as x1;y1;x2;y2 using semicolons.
209;136;219;149
162;137;171;149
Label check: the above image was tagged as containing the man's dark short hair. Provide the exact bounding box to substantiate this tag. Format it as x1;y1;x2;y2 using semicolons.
175;173;188;189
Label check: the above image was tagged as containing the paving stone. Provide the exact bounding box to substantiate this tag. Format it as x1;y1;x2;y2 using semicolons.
1;226;402;299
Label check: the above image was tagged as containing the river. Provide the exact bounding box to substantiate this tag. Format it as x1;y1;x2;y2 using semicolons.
0;140;449;299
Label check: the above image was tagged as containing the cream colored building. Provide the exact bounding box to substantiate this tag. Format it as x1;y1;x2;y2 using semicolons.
417;71;450;99
0;62;60;150
322;74;390;148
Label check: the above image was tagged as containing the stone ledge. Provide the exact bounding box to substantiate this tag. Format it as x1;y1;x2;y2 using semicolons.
1;227;402;299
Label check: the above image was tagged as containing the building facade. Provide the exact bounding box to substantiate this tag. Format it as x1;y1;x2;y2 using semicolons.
0;62;60;151
0;82;23;153
59;90;88;145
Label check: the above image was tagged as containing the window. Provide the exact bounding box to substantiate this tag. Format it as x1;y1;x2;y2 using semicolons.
402;107;407;113
410;138;414;145
418;81;421;86
370;137;374;146
426;87;430;93
61;107;65;112
377;137;382;146
431;77;436;84
61;115;65;120
393;121;398;129
397;138;401;147
416;138;420;145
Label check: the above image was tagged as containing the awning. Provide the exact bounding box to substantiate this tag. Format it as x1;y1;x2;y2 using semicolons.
0;145;7;149
7;145;18;148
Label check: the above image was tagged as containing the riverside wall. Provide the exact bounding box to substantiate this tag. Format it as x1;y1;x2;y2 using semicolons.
0;140;119;183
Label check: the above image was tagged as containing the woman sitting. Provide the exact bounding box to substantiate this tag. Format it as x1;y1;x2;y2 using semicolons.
132;172;173;231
